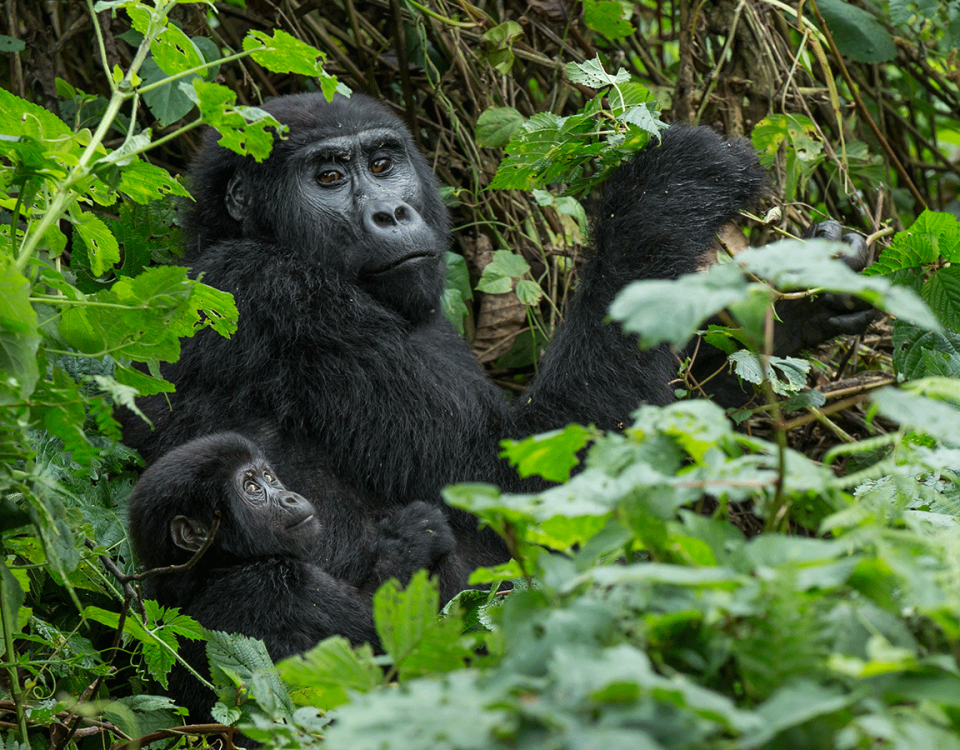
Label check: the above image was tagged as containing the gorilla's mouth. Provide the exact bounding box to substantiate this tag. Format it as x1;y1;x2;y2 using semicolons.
287;513;316;530
365;251;437;276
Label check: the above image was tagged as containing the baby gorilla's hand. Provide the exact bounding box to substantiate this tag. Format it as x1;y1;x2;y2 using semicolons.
381;501;457;564
364;501;456;591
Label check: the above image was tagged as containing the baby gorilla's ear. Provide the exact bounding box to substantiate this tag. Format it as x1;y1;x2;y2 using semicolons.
170;515;210;553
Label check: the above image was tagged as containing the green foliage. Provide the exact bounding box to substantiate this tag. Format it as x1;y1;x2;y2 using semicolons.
582;0;635;41
266;381;960;748
868;212;960;379
4;2;960;748
0;0;339;745
815;0;897;62
489;58;665;195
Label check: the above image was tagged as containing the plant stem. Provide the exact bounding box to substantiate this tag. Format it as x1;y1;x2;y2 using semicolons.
0;575;29;740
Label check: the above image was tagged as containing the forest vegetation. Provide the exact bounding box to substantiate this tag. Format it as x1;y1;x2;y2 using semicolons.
1;1;960;748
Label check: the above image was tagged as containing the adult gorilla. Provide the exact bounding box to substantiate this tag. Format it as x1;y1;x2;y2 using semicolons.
121;92;869;600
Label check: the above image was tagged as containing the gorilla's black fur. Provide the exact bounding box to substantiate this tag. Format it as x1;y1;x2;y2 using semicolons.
128;432;454;723
121;92;860;600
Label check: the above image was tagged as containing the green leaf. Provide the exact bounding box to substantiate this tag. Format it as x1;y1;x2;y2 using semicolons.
441;251;471;334
500;424;595;482
871;386;960;447
140;58;196;126
481;21;524;74
514;279;542;305
0;255;40;399
276;636;381;709
243;29;327;76
610;262;751;349
815;0;897;63
583;0;635;41
892;321;960;379
373;571;470;679
741;679;853;746
0;87;71;139
729;352;811;396
477;249;530;294
324;672;506;750
0;34;25;53
152;23;204;76
566;57;630;89
74;211;120;276
475;106;525;149
0;561;25;654
185;80;281;161
867;210;959;275
206;630;295;716
118;160;191;204
737;239;942;332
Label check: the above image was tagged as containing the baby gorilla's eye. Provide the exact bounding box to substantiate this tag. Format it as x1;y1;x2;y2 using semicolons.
318;170;343;184
370;158;392;174
245;480;259;494
264;470;275;482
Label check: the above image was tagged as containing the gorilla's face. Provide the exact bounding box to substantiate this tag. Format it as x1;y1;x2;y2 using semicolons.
296;128;446;315
226;125;447;322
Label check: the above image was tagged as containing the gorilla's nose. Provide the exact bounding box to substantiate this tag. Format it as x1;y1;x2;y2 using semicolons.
363;200;420;235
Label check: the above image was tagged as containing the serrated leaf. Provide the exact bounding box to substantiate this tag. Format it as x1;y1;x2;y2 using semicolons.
475;106;525;149
152;23;203;76
184;81;281;161
373;571;470;679
515;279;543;305
566;57;630;89
206;630;295;715
74;212;120;276
324;672;506;750
923;266;960;330
737;239;942;332
118;160;191;204
500;424;595;482
729;352;811;396
892;321;960;379
244;29;326;76
0;87;71;139
872;386;960;447
867;210;958;275
611;262;751;349
276;637;381;709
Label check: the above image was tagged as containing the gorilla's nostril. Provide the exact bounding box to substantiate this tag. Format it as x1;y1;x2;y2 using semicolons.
373;210;395;227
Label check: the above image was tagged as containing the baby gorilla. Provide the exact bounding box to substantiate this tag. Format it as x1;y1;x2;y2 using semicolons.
127;432;454;722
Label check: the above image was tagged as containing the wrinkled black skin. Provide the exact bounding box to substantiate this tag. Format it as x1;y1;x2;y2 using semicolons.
121;92;868;601
127;432;455;724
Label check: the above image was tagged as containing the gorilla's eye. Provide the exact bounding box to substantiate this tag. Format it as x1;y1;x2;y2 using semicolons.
264;470;275;482
318;170;344;185
244;480;259;494
370;158;392;174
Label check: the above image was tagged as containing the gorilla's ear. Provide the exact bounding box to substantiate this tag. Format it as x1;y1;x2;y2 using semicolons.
170;515;210;553
225;173;247;222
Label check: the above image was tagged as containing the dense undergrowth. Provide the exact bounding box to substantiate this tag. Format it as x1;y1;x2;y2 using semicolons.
2;0;960;748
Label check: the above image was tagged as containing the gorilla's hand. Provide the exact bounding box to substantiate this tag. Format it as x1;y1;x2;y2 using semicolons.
801;219;871;271
376;501;457;578
772;220;877;357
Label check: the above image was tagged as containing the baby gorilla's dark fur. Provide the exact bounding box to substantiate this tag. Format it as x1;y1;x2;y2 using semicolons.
128;432;454;723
